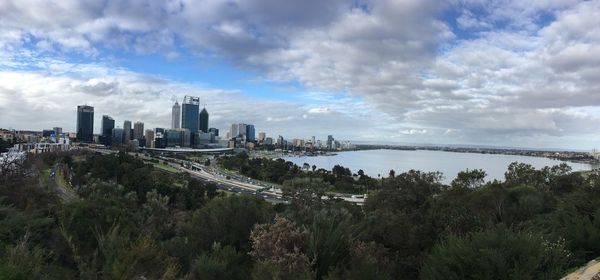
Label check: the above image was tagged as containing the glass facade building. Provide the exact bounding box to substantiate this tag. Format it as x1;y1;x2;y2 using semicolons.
166;129;182;147
76;105;94;143
112;128;124;146
101;115;115;145
246;124;255;142
181;96;199;133
199;107;209;133
123;120;132;145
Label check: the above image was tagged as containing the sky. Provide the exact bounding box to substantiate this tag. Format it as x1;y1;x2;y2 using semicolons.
1;0;600;150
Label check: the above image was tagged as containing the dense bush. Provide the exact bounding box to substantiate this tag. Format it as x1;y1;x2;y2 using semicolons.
0;151;598;279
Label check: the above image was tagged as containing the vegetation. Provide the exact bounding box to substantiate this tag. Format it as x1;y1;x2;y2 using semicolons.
1;151;599;279
218;153;378;194
0;138;12;153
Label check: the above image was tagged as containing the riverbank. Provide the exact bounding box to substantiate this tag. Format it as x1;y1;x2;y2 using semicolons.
354;144;599;166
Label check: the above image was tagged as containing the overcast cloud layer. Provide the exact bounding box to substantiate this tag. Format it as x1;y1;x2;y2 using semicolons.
1;0;599;149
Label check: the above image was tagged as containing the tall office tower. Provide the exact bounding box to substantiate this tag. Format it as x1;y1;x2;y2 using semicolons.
246;124;255;142
258;132;266;142
237;123;247;138
112;128;124;145
208;127;219;136
230;124;238;139
154;128;166;148
199;107;209;133
123;121;132;144
53;127;63;136
101;115;115;145
181;96;200;132
171;101;181;129
133;121;144;140
76;105;94;143
277;135;284;147
144;129;155;148
327;135;334;149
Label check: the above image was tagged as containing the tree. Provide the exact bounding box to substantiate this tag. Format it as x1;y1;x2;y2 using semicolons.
183;196;274;252
422;227;570;280
504;162;543;187
250;216;312;280
189;243;250;280
451;169;486;189
306;209;354;279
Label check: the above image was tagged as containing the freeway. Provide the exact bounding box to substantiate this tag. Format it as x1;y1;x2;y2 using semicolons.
84;147;364;205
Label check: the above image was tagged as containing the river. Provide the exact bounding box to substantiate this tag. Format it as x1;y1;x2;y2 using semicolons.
281;149;594;184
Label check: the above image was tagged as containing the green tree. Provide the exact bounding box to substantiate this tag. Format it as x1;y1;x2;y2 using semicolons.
189;243;250;280
250;216;312;280
451;169;486;189
422;227;570;280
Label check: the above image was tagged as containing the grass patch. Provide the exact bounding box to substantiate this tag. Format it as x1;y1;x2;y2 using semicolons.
55;169;70;190
152;163;179;173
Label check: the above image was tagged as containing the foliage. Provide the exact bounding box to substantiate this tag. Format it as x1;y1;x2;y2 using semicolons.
0;151;597;279
250;216;312;280
218;154;377;194
421;227;570;280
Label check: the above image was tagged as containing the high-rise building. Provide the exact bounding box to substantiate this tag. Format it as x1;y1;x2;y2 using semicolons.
101;115;114;145
53;127;62;136
123;121;132;145
166;129;182;147
230;124;238;139
112;128;124;146
258;132;266;142
133;121;144;140
231;123;247;140
199;107;209;133
154;128;166;148
182;96;200;132
246;124;255;142
208;127;219;136
76;105;94;143
327;135;334;149
145;129;155;148
171;101;180;129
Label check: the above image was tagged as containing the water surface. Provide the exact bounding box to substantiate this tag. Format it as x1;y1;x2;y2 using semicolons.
282;149;593;184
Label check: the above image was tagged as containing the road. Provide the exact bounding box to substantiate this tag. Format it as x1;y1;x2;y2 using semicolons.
84;147;364;205
47;164;77;202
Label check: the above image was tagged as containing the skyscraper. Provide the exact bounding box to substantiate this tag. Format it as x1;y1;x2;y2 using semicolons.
101;115;115;145
133;121;144;140
123;120;132;145
181;96;199;132
76;105;94;143
171;101;180;129
230;124;239;139
112;128;124;145
246;124;255;142
258;132;266;142
327;135;334;149
208;127;219;136
53;127;63;136
144;129;155;148
199;107;209;133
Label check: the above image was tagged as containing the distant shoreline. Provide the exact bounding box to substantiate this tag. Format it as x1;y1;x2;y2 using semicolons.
351;145;599;166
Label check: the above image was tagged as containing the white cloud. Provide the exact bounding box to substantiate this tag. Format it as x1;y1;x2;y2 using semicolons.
1;0;600;148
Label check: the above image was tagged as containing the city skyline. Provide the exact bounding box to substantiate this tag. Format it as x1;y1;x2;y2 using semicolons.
1;1;600;149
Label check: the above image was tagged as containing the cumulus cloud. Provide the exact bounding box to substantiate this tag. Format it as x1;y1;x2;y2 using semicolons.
1;0;600;148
